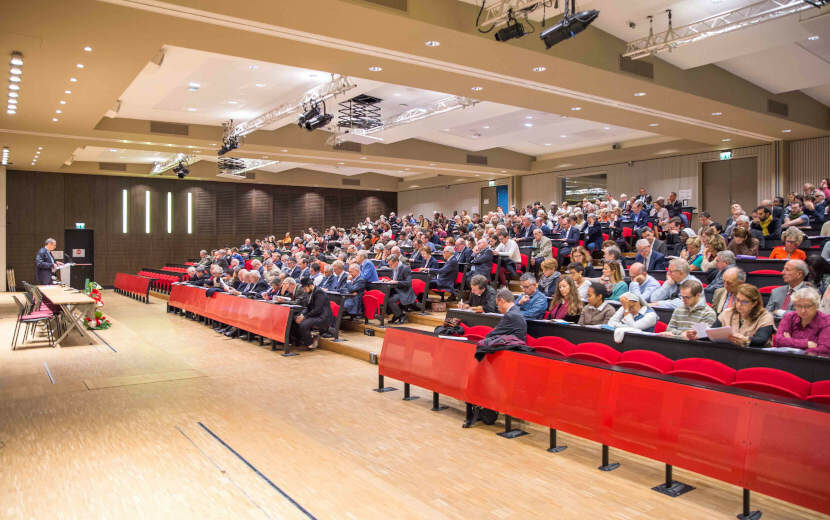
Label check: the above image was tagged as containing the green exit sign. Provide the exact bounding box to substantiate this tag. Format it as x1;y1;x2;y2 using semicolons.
75;222;85;229
720;150;732;161
488;180;496;187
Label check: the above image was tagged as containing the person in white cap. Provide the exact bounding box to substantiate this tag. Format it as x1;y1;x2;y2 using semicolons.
608;291;658;332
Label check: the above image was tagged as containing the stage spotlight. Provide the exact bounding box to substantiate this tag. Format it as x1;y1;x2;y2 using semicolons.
173;160;189;179
217;135;238;156
304;112;333;131
540;9;599;49
495;20;525;42
298;105;320;128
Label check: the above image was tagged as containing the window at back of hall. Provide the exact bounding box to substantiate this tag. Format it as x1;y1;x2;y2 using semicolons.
562;173;607;204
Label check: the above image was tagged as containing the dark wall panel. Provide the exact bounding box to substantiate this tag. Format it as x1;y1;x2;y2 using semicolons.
6;171;396;286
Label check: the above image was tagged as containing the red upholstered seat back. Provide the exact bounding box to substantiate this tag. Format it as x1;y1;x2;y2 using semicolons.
667;358;736;385
329;301;340;318
411;278;426;295
731;367;811;400
529;336;575;356
568;342;621;364
616;349;675;374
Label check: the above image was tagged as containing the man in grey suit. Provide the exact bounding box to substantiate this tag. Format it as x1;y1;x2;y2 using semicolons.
35;238;62;285
529;228;552;274
386;255;416;324
766;259;809;317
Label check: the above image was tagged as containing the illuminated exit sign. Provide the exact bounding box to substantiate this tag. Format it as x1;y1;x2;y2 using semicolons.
720;150;732;161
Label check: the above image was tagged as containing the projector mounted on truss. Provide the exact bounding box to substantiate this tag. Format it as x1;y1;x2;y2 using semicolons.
327;95;478;147
216;157;279;179
623;0;824;60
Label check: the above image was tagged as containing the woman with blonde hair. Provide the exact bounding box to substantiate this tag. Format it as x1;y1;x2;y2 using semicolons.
602;260;628;301
700;234;727;272
714;284;775;347
570;245;596;278
548;275;582;323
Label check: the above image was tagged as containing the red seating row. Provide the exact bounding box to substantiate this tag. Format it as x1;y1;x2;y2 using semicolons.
378;329;830;516
168;284;297;352
137;270;184;293
113;272;152;303
460;325;830;403
162;266;188;273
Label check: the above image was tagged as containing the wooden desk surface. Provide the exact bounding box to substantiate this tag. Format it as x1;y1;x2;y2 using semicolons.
37;285;95;305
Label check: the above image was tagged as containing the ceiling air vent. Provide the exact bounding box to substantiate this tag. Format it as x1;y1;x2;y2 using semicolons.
619;56;654;80
150;121;189;135
363;0;407;10
767;99;788;117
466;154;488;165
342;178;361;186
333;141;362;152
99;162;127;171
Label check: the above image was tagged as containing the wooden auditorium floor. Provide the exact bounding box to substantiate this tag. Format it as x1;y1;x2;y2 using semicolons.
0;291;825;520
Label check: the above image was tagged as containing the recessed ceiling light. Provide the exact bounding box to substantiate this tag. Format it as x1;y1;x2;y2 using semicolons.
722;138;731;142
59;100;66;105
188;82;200;91
483;125;490;129
648;123;660;127
280;149;288;152
109;148;117;152
525;116;533;119
227;100;238;105
337;162;344;165
186;107;197;112
808;35;820;41
544;143;552;146
393;93;401;97
255;83;266;87
361;156;367;159
6;109;15;115
368;66;382;72
69;77;77;82
524;123;533;127
634;92;646;97
560;134;567;138
65;90;71;94
52;117;58;122
442;128;450;131
83;46;92;52
8;99;17;104
9;84;19;90
37;146;42;150
8;92;17;98
532;66;547;72
10;54;23;66
10;68;22;75
471;86;483;91
76;63;84;69
249;65;259;71
500;170;506;173
782;129;792;133
425;40;440;47
603;127;611;130
9;76;20;83
711;111;722;116
570;106;581;111
55;109;61;114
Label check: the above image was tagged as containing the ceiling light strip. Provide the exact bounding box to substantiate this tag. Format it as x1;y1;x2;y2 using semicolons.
99;0;779;142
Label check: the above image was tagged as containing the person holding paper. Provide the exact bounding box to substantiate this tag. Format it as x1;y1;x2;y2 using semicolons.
459;275;497;314
710;284;776;347
661;280;717;340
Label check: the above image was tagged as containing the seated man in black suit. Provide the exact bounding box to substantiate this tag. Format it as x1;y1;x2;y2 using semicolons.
341;263;367;317
467;239;494;287
485;288;527;339
386;254;416;324
291;277;333;349
634;238;668;272
429;246;460;297
236;270;268;298
322;260;349;291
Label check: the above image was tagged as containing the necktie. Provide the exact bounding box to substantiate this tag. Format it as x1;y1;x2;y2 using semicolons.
782;288;793;310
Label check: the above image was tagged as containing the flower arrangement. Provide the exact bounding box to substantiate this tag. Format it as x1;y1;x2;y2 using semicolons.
83;281;112;330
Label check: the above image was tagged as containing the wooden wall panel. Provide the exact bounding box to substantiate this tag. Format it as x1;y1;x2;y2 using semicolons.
5;171;395;286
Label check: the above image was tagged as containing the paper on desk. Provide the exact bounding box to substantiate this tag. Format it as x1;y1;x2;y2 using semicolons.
691;322;709;339
439;335;468;341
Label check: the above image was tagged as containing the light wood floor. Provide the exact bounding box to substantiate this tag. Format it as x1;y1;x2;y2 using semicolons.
0;290;826;519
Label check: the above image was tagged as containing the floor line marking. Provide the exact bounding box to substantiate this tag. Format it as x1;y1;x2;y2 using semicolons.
89;329;117;352
197;421;318;520
175;426;274;520
43;362;54;384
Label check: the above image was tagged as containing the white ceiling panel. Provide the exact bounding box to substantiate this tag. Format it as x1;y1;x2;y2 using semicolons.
72;146;176;163
718;43;830;94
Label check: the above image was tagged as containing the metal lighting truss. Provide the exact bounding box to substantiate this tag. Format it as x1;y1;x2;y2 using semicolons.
476;0;543;28
216;157;279;179
151;153;197;175
229;75;357;138
623;0;816;60
351;96;479;137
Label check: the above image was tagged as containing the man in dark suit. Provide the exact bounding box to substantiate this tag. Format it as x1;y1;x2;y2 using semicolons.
558;217;580;267
634;239;668;272
454;239;474;265
35;238;61;285
430;246;459;295
341;263;367;317
284;257;301;280
323;260;348;291
459;274;497;313
517;216;536;240
291;278;333;349
485;288;527;339
386;255;416;324
467;239;494;285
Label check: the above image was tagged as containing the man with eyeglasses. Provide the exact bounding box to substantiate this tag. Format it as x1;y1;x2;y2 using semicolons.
649;258;693;309
514;273;547;320
766;259;809;317
661;279;717;340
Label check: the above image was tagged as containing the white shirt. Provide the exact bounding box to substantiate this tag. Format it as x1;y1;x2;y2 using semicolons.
495;239;521;263
576;279;591;301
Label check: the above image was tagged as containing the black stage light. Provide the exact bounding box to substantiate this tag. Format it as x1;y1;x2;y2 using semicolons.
304;112;333;131
174;161;189;179
540;10;599;48
298;106;320;128
495;20;525;42
217;136;238;156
